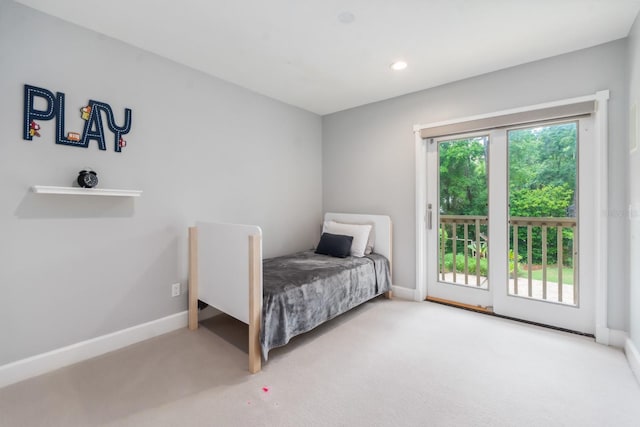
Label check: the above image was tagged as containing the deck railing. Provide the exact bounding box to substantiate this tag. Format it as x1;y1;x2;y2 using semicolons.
440;215;488;287
439;215;577;305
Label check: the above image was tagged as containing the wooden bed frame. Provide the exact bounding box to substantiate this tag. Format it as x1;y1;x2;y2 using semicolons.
188;213;392;373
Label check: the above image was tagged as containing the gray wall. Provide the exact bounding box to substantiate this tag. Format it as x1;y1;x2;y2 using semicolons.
323;40;630;332
0;0;322;365
628;14;640;349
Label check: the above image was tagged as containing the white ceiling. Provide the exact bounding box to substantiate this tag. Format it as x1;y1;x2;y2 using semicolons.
15;0;640;115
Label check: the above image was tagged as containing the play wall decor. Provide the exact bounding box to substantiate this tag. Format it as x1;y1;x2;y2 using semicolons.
23;84;132;153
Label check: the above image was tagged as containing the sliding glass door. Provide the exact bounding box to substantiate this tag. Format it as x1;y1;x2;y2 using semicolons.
425;118;595;333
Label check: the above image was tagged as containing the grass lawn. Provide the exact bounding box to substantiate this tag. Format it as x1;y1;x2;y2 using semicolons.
516;265;574;285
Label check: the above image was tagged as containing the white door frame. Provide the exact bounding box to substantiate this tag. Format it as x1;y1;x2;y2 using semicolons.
414;90;611;344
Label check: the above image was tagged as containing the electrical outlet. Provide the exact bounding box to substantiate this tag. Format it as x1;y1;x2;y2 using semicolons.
171;283;181;297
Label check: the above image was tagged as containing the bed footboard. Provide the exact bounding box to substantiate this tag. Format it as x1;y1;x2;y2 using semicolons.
248;234;262;373
188;227;199;331
188;223;263;373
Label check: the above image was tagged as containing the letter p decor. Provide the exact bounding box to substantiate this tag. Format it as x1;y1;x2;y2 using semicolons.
23;85;56;141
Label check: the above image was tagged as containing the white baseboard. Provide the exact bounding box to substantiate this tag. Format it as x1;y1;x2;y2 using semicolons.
625;338;640;385
609;329;629;348
0;309;216;389
391;285;419;301
595;326;628;348
595;326;611;345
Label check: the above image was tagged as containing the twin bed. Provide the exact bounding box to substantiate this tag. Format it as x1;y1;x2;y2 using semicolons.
188;213;393;373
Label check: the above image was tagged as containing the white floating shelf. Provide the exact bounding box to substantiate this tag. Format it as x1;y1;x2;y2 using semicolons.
31;185;142;197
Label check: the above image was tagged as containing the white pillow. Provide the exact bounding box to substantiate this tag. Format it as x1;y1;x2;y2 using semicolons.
344;222;375;255
322;221;372;257
328;221;375;254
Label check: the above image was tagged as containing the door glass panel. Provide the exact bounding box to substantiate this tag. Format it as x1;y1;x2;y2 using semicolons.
438;136;489;289
508;122;578;305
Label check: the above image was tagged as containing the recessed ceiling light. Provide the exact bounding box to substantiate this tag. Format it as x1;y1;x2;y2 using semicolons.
390;61;408;71
338;12;355;24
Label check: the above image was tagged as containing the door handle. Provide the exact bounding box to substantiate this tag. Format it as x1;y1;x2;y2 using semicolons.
427;203;433;230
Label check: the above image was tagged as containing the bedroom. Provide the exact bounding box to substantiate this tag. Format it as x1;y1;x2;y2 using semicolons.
1;0;640;424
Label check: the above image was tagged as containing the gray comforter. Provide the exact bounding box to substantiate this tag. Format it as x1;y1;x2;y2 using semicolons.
261;250;391;360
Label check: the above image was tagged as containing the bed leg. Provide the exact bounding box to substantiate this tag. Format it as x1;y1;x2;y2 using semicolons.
248;234;262;373
385;224;393;300
188;226;199;331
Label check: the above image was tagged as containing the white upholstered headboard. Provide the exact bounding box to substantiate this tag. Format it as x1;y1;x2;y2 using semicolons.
323;213;392;262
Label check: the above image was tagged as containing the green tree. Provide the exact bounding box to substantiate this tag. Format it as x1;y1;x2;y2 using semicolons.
508;122;577;265
439;137;488;215
439;137;488;255
510;185;574;218
509;123;576;191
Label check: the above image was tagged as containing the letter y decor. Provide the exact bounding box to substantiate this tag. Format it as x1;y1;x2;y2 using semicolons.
23;84;132;153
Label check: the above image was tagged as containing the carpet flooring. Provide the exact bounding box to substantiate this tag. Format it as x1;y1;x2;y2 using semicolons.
1;299;639;426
